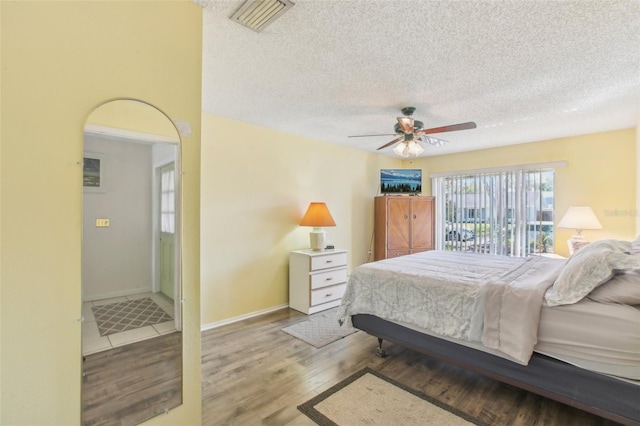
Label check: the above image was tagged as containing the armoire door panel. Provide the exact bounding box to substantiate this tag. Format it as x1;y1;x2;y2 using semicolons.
410;198;434;250
387;198;411;250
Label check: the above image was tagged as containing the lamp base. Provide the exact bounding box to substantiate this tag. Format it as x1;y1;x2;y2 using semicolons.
309;228;326;251
567;233;589;255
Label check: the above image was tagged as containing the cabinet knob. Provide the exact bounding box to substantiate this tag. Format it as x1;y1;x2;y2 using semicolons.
326;260;333;263
404;215;408;219
325;293;333;297
413;214;417;219
326;277;333;281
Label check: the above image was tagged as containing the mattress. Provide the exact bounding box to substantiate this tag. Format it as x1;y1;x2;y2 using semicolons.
536;299;640;380
364;299;640;382
340;248;640;380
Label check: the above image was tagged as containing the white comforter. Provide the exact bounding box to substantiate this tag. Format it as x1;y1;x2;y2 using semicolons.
337;251;566;364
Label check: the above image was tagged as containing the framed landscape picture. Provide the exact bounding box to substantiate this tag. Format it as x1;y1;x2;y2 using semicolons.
83;153;104;192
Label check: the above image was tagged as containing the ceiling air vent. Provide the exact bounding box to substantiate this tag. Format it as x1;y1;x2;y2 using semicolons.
230;0;294;33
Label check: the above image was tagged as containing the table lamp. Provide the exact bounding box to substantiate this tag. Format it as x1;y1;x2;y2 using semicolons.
557;206;602;255
300;202;336;251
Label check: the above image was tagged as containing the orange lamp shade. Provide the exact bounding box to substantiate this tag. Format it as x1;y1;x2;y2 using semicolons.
299;202;336;227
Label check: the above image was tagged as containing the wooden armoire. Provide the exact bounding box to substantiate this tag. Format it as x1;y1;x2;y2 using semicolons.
374;195;435;260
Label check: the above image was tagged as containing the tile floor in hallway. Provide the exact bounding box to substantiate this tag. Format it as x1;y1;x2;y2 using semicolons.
82;292;177;356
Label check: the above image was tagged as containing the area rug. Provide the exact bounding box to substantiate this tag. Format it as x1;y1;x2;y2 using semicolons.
298;368;488;426
281;308;357;348
92;297;173;336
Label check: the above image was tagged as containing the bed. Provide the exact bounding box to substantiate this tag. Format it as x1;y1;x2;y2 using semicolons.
337;240;640;425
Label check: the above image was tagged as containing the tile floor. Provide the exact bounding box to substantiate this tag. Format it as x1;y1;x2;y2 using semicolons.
82;291;177;356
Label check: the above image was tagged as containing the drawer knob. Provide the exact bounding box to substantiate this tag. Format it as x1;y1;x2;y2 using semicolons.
326;260;333;263
326;277;333;281
325;293;332;297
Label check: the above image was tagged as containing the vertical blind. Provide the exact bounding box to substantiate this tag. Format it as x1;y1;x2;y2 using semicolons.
432;167;555;257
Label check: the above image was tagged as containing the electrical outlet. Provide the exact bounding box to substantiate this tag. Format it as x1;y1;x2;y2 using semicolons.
96;218;110;227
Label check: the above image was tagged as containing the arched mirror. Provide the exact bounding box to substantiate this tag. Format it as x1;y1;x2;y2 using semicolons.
80;99;183;425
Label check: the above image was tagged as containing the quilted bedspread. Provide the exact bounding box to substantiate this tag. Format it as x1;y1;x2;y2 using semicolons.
337;250;566;364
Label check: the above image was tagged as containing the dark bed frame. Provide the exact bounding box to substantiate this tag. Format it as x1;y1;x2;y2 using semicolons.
351;314;640;425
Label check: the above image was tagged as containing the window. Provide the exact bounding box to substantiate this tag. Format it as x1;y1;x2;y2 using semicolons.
161;167;175;234
432;165;557;257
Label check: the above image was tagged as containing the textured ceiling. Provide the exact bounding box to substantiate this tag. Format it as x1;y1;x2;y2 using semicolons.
199;0;640;157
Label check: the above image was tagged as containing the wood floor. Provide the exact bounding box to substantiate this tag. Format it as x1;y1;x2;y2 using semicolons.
202;308;621;426
82;332;182;426
81;308;623;425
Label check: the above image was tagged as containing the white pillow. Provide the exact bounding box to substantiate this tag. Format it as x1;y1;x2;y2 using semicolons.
587;269;640;305
545;240;640;306
589;238;632;254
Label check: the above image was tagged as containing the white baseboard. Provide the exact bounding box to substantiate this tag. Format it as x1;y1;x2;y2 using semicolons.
83;287;155;302
201;304;289;331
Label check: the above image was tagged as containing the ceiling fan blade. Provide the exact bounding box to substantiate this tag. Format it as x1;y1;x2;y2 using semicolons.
377;135;404;151
419;135;449;146
397;116;414;133
348;133;397;138
415;121;477;136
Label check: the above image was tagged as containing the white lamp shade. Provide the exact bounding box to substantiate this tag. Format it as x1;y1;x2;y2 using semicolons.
557;206;602;231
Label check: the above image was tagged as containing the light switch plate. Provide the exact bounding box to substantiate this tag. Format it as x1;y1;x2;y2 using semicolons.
96;218;109;227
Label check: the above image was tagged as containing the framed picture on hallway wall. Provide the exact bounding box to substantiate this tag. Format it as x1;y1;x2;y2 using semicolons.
83;153;104;192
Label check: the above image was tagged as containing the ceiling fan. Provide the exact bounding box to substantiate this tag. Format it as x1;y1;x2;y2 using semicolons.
349;107;477;157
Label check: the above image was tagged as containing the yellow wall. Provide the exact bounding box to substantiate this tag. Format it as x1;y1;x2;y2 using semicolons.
200;120;636;323
410;129;636;257
200;114;400;325
0;2;202;425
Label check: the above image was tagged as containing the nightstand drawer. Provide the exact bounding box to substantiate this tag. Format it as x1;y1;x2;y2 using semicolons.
311;283;347;306
310;267;347;290
310;252;347;271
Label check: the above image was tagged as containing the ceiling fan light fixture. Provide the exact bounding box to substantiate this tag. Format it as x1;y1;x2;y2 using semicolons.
407;140;424;156
393;143;406;156
230;0;294;33
393;140;424;157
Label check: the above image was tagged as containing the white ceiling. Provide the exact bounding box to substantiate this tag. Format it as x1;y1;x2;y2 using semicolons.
199;0;640;157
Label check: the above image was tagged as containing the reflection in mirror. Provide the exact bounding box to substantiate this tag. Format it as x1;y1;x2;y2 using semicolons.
81;100;183;425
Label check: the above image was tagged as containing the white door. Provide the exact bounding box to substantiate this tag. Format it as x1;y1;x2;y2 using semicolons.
158;161;181;330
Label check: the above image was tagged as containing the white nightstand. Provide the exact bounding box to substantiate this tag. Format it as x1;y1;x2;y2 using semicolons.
289;249;348;314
